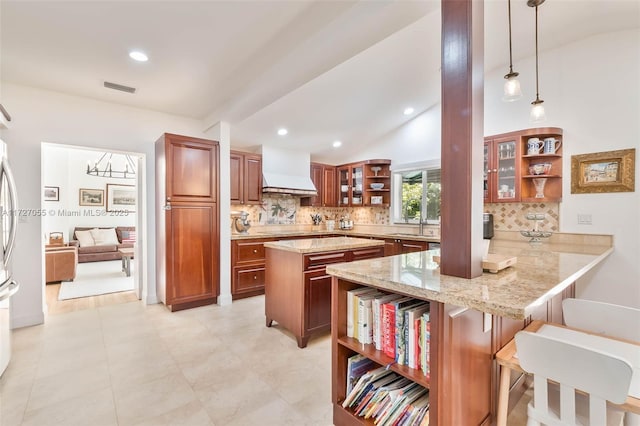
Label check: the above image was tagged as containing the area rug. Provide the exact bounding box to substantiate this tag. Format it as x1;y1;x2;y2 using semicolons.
58;260;134;300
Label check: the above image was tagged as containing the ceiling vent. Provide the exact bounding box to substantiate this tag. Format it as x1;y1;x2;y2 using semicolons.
103;81;136;94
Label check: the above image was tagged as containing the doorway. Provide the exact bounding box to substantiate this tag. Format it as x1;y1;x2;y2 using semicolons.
41;143;146;315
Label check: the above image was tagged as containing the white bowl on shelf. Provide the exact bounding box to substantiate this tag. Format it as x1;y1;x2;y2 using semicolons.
370;183;384;190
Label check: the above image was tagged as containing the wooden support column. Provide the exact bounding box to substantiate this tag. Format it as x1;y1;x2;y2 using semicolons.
440;0;484;278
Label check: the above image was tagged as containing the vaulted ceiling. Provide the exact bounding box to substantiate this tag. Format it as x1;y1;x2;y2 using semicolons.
2;1;638;163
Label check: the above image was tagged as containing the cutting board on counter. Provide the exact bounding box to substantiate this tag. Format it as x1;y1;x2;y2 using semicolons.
432;253;517;273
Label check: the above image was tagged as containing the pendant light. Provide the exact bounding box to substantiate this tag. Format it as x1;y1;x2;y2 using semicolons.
528;0;546;122
502;0;522;101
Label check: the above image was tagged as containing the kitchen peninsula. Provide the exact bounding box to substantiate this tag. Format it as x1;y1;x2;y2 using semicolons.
326;234;613;425
264;236;385;348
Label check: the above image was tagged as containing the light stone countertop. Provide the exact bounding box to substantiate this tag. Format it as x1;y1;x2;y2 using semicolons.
231;229;439;242
263;236;385;254
325;242;613;320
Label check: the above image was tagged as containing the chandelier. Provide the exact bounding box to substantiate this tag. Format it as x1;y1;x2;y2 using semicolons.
87;153;136;179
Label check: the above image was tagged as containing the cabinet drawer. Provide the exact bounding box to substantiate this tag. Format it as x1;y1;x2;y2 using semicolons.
235;241;266;262
351;246;384;261
304;251;348;270
234;267;265;293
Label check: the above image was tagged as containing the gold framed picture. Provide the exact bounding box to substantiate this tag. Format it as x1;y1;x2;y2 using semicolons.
571;148;635;194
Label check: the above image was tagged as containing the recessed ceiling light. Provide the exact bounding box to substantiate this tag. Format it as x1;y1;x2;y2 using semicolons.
333;140;342;148
404;107;415;115
129;51;148;62
277;128;288;136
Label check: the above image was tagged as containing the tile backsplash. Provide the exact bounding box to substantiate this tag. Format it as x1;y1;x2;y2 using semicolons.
232;196;559;233
231;195;390;226
484;202;559;232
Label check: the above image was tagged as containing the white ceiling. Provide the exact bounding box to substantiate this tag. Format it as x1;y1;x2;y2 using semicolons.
2;1;639;163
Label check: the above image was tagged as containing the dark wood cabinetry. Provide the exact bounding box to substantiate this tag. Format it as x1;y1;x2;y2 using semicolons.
230;150;262;205
265;244;384;348
301;162;337;207
231;238;273;300
156;133;220;311
337;159;391;207
484;127;563;203
383;238;429;256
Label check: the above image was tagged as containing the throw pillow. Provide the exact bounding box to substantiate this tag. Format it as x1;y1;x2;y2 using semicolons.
90;228;119;246
75;230;95;247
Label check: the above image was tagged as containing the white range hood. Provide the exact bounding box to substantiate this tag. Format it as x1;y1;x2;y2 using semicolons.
261;146;317;196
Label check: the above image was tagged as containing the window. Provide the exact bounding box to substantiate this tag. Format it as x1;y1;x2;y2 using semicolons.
392;162;441;224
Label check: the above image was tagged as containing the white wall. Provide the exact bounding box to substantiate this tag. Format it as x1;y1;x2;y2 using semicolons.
42;145;136;241
359;29;640;308
3;83;208;328
485;29;640;308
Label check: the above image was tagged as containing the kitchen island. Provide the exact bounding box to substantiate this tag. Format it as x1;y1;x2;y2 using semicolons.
264;236;385;348
326;235;613;425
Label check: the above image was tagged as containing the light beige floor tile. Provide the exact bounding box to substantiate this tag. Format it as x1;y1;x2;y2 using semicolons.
195;370;279;425
107;345;180;392
21;387;117;426
131;399;214;426
0;384;30;426
26;363;111;412
35;341;108;380
112;372;198;426
224;396;309;426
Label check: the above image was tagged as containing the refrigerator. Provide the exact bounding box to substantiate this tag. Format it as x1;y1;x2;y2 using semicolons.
0;139;19;376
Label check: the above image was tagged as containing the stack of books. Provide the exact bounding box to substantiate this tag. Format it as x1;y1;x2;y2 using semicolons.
347;287;431;376
343;355;430;425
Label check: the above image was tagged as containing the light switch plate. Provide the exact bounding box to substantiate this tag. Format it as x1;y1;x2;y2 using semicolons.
577;214;592;225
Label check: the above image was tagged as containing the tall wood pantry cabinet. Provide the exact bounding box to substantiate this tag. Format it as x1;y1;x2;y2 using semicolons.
155;133;220;312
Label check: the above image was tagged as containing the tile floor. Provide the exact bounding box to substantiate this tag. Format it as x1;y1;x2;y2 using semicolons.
1;296;530;425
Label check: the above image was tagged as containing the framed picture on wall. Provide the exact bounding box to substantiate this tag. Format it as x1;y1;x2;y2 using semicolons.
571;148;635;194
106;184;135;212
79;188;104;206
44;186;59;201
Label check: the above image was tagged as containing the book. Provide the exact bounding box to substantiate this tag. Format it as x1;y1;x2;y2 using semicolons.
373;294;404;350
382;297;414;358
357;293;379;344
396;301;426;365
406;304;430;369
347;287;378;338
345;354;375;395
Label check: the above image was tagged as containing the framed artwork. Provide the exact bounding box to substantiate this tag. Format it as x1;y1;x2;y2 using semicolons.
79;188;104;206
571;148;635;194
44;186;59;201
106;184;135;212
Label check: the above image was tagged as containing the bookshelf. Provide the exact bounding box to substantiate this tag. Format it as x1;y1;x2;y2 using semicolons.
331;277;494;425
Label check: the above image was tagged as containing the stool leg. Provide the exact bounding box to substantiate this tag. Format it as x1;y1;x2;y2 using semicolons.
496;365;511;426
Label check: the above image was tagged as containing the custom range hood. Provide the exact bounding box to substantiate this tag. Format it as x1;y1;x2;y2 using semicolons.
261;146;317;196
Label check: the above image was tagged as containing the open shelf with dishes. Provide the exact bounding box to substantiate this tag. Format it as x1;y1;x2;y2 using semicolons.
363;160;391;207
485;127;563;203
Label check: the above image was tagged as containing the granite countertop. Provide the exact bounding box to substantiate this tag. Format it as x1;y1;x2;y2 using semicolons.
263;236;385;254
231;229;439;242
325;242;613;320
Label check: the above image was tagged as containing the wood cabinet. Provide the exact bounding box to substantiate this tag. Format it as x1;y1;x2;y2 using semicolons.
230;150;262;205
484;127;563;203
301;162;337;207
265;244;384;348
383;238;429;256
156;133;219;311
231;238;273;300
337;159;391;207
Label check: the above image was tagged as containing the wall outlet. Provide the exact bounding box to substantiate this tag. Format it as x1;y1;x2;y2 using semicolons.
577;213;592;225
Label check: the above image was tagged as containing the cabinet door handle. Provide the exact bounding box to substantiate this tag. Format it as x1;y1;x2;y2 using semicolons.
253;275;257;280
253;249;257;253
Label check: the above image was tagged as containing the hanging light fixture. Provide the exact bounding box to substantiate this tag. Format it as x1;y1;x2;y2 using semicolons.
87;152;136;179
528;0;546;122
502;0;522;101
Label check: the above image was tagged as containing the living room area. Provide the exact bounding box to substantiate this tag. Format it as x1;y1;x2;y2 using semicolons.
42;143;142;313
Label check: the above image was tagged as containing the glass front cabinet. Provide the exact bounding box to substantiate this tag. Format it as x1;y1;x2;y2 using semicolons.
484;136;520;203
338;164;364;207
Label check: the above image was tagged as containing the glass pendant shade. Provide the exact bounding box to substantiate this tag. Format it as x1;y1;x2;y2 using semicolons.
503;75;523;101
530;101;546;123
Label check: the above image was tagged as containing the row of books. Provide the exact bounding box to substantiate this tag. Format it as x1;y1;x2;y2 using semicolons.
347;287;431;376
343;355;430;426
